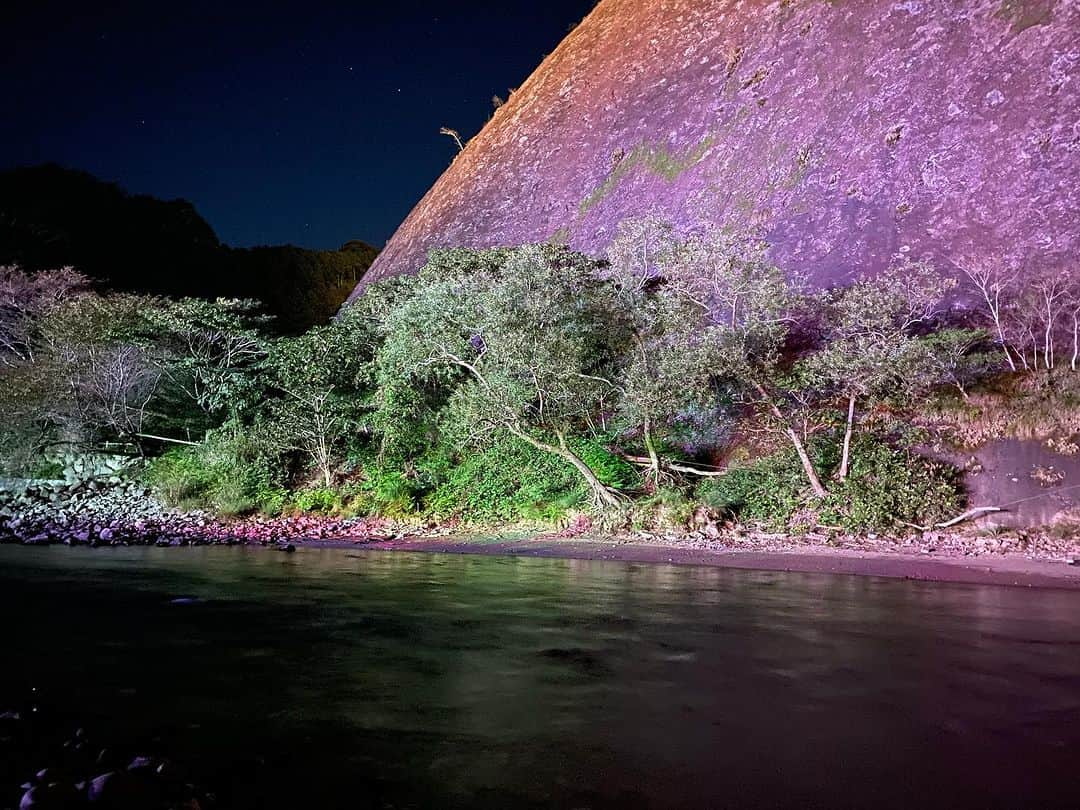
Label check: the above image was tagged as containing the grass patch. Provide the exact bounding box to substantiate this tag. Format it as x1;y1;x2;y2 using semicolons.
921;369;1080;447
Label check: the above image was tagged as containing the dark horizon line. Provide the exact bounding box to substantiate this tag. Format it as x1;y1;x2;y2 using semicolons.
1;160;389;254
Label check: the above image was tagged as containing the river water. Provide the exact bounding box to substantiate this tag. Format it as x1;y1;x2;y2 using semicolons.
1;545;1078;809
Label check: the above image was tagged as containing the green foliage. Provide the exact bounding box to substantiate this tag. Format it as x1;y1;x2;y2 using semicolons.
425;437;586;523
605;218;719;479
809;259;959;407
916;328;1001;399
144;447;215;506
291;487;341;514
349;465;420;519
0;226;1012;534
142;296;270;419
696;449;812;530
144;423;287;516
631;486;696;533
818;440;964;531
696;437;964;533
573;438;639;491
371;244;630;507
27;457;65;480
261;309;377;485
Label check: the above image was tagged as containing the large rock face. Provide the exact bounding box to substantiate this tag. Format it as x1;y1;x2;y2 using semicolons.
350;0;1078;298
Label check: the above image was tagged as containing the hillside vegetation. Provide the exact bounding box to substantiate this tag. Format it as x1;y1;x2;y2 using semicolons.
4;219;1076;537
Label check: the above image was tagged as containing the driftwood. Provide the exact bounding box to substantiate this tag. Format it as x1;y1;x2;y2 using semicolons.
900;506;1004;533
622;454;728;478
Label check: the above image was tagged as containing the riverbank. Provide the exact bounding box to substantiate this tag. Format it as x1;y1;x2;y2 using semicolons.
4;477;1079;589
299;534;1080;590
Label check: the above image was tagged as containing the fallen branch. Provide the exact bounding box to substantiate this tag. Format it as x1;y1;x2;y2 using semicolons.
935;506;1004;528
135;432;201;447
666;461;728;478
622;454;728;478
900;506;1004;532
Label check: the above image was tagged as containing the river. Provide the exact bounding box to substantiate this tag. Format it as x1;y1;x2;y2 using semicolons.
1;545;1078;809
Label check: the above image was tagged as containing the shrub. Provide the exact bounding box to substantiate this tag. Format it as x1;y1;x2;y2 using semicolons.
696;449;811;530
292;487;341;514
143;423;287;516
819;440;963;531
144;447;214;507
696;436;963;533
572;438;640;492
425;437;586;523
631;486;696;533
348;465;419;519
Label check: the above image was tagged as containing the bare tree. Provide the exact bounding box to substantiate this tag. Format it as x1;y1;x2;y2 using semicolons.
1072;298;1080;371
1032;271;1071;369
439;127;464;152
69;343;162;443
959;258;1019;371
0;266;88;365
960;258;1079;373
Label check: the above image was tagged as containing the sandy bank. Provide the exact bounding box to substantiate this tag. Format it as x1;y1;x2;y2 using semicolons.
292;534;1080;590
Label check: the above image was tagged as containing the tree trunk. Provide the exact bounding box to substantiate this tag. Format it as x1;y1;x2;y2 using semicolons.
642;419;661;487
785;426;828;498
508;425;621;508
984;290;1016;372
753;382;828;498
838;394;856;482
1072;310;1079;371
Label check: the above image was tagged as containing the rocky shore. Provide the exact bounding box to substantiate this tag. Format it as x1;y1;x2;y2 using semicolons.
3;477;1079;589
0;479;387;548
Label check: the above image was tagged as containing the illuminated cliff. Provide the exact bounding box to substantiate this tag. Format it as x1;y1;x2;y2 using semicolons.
351;0;1077;297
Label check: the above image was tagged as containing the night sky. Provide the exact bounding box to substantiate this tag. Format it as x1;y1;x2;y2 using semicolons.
2;1;596;250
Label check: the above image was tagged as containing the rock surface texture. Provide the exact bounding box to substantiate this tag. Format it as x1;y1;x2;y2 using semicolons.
350;0;1078;296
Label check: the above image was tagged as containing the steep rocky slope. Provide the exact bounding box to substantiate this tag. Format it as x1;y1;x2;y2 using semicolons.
351;0;1077;295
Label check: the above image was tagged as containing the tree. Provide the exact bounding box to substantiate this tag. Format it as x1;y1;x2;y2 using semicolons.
0;265;88;365
263;308;376;487
1072;295;1080;371
959;258;1019;371
1029;270;1073;371
916;328;997;401
35;292;166;448
143;297;270;420
372;245;626;507
605;218;713;484
663;230;828;497
69;342;162;444
960;258;1079;373
811;258;956;481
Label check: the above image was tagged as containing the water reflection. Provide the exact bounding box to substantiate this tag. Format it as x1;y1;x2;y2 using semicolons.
1;546;1078;809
